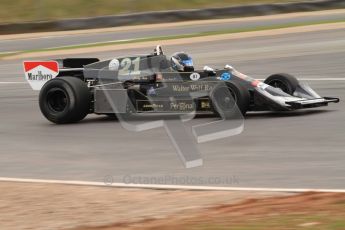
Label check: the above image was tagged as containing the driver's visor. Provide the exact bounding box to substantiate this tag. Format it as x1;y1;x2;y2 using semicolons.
182;59;193;66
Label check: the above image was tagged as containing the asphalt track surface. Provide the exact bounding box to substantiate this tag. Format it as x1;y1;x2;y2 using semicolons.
0;10;345;53
0;27;344;189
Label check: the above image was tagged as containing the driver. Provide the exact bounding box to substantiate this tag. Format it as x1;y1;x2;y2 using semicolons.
170;52;194;72
170;51;216;76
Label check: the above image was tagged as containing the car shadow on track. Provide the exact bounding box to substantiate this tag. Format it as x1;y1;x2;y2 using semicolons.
76;109;335;125
245;109;335;119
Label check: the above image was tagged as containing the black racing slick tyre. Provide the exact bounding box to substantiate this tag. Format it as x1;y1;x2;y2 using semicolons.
39;77;90;124
264;73;299;95
211;81;250;118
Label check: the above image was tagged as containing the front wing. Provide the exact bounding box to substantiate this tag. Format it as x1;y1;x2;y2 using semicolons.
285;97;340;109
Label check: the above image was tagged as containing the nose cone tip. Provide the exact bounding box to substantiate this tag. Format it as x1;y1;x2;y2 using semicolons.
225;65;234;70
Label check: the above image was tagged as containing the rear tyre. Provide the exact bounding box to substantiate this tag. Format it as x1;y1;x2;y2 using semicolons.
39;77;90;124
211;81;250;118
264;73;299;95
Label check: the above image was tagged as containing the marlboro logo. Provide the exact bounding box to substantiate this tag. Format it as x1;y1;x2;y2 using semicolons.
23;61;59;90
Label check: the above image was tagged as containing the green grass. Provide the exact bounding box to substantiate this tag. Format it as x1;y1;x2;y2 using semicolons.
0;0;300;23
2;18;342;59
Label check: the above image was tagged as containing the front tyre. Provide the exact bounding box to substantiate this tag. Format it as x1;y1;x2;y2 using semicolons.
264;73;299;95
211;81;250;118
39;77;90;124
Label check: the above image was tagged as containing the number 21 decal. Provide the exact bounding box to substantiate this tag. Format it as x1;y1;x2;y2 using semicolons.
119;57;140;74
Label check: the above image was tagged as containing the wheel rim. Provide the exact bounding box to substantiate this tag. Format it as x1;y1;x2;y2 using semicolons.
46;88;68;112
212;87;237;111
267;79;291;94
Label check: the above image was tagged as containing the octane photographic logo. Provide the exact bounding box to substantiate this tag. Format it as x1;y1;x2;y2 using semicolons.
98;57;244;168
122;174;240;185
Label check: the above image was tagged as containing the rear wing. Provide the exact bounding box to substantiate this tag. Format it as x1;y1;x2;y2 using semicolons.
23;58;99;90
55;58;99;69
23;61;59;90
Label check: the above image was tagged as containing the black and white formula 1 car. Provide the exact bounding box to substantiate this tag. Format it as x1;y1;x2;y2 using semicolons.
23;46;339;124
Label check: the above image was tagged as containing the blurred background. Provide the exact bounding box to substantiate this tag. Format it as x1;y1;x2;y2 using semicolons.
1;0;299;23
